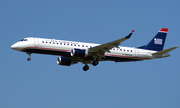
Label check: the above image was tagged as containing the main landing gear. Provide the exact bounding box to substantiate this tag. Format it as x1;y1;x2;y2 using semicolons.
83;65;89;71
82;60;99;71
26;52;31;61
92;60;99;66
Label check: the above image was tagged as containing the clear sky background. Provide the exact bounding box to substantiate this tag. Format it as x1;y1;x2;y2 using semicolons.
0;0;180;108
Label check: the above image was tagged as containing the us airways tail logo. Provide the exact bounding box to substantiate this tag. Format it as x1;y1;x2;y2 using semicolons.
154;38;162;45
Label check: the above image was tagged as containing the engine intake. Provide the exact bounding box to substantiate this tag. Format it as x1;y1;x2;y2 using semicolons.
71;48;88;57
57;57;74;66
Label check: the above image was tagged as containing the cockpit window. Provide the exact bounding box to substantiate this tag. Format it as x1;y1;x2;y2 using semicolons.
19;39;28;41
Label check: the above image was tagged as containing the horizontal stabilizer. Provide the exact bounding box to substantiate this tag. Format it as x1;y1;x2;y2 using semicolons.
152;46;178;55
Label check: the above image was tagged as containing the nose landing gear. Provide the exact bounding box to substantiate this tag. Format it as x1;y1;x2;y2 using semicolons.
27;57;31;61
26;52;31;61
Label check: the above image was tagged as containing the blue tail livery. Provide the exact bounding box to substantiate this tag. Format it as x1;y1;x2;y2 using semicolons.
139;28;168;51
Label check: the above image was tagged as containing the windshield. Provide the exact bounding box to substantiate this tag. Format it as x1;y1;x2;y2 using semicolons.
19;39;28;41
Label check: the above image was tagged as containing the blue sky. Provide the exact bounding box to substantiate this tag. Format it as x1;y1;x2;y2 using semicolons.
0;0;180;108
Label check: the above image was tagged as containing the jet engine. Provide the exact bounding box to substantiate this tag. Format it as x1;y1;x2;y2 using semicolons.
57;57;74;66
71;48;88;57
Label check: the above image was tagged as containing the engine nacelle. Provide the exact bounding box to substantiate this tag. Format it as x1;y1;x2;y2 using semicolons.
71;48;88;57
57;57;74;66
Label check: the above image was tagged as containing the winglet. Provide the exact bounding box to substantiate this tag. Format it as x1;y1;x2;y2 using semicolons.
131;30;135;33
125;30;135;38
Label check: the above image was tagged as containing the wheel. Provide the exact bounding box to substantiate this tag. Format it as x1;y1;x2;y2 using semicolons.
83;65;89;71
27;57;31;61
92;60;99;66
26;52;31;61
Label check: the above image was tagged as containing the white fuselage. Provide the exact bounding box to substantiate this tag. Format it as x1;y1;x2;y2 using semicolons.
11;37;164;62
11;28;176;71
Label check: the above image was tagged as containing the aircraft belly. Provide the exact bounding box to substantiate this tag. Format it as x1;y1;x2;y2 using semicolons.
22;48;71;57
102;55;142;62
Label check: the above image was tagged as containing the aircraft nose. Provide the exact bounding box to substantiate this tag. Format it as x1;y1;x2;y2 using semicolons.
11;43;19;50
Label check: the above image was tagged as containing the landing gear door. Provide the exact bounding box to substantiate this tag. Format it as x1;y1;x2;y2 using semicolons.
34;38;39;47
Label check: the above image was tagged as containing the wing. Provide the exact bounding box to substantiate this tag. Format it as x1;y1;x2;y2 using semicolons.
89;30;134;53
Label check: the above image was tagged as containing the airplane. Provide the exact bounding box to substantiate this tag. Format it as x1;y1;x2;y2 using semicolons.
11;28;178;71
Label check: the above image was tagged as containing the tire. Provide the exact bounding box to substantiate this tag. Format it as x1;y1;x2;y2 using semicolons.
27;57;31;61
92;60;98;66
83;65;89;71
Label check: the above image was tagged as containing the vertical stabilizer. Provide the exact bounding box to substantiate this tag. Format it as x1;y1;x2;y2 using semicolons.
139;28;168;51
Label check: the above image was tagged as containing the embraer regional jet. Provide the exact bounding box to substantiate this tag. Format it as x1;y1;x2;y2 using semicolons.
11;28;178;71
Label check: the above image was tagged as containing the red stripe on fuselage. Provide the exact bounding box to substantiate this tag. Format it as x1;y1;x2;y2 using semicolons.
105;54;150;60
20;47;150;60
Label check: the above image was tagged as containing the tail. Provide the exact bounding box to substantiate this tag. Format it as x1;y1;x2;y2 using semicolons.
138;28;168;51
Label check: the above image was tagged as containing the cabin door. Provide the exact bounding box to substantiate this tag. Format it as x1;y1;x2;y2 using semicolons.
34;38;39;47
134;48;139;57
